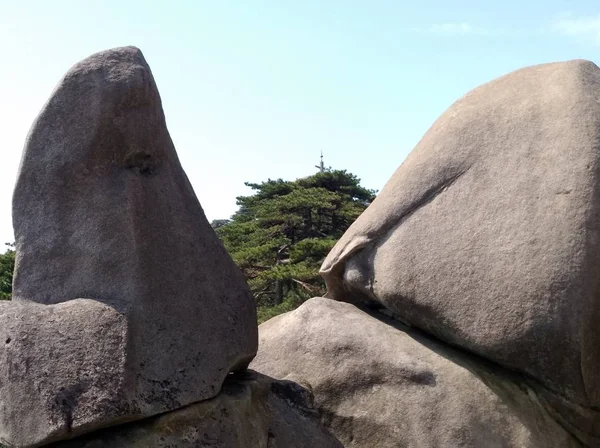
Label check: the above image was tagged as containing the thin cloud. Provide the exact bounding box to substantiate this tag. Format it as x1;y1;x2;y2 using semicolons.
553;14;600;44
404;22;521;37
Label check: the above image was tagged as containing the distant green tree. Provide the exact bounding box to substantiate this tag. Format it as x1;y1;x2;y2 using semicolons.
0;243;15;300
214;169;375;322
210;219;231;229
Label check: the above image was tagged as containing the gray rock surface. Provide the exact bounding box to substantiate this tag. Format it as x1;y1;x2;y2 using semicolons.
251;297;582;448
2;46;257;446
320;60;600;424
49;372;343;448
0;300;129;447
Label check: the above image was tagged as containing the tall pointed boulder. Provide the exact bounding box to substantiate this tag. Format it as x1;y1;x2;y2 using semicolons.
2;46;257;447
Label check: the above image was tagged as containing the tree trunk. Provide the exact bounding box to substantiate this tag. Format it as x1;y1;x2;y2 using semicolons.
274;280;284;305
273;244;289;305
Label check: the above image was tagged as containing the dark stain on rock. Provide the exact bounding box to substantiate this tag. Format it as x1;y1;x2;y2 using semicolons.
125;152;156;175
52;383;86;432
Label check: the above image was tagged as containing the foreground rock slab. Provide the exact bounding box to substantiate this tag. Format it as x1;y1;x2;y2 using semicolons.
49;372;342;448
251;298;582;448
321;60;600;419
1;46;257;447
0;300;129;447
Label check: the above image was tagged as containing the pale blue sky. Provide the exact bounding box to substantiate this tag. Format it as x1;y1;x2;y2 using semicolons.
1;1;600;244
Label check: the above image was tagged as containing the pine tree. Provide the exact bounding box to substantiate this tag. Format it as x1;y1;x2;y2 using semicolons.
214;169;375;322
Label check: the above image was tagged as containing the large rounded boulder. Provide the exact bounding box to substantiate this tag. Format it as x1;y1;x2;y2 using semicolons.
320;60;600;418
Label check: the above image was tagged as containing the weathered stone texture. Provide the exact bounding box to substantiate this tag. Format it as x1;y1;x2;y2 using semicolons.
49;372;343;448
252;298;582;448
